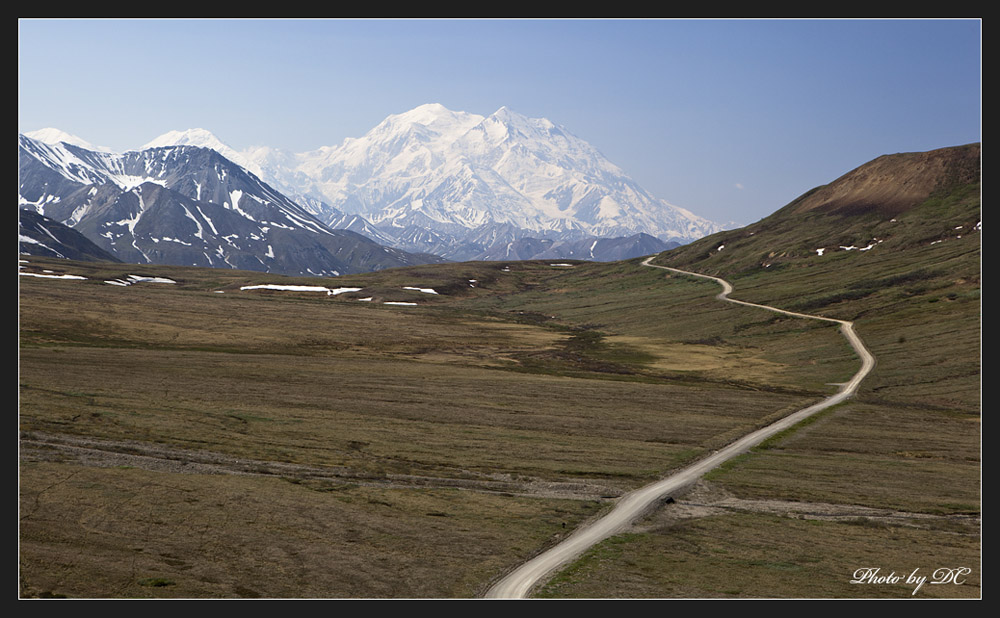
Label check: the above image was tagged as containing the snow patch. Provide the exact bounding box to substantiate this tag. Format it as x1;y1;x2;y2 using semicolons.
240;284;362;296
19;271;86;280
105;274;177;286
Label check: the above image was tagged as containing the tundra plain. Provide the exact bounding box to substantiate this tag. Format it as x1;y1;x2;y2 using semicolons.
18;219;980;598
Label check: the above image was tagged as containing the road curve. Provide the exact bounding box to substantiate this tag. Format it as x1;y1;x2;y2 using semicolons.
484;256;876;599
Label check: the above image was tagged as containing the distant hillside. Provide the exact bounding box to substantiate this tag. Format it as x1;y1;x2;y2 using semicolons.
782;143;981;218
656;143;981;279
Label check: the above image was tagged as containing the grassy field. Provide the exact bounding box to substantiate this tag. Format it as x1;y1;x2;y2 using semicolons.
20;256;827;598
536;508;980;599
20;460;604;598
526;181;981;598
18;211;980;599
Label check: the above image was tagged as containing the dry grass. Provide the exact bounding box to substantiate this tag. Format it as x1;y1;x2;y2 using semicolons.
537;510;980;598
18;237;980;599
526;205;980;598
19;257;822;598
703;402;980;515
19;460;601;599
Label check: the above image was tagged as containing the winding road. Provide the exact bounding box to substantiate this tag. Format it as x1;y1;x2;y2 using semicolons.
484;256;876;599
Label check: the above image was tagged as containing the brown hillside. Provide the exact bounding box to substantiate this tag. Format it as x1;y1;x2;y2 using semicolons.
784;143;981;218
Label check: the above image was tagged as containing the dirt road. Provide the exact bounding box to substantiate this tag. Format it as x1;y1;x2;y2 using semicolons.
484;257;876;598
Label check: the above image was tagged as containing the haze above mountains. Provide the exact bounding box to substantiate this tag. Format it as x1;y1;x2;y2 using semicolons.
20;104;732;274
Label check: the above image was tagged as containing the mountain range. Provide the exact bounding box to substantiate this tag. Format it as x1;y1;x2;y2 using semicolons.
18;104;728;272
111;104;720;255
227;104;724;249
17;133;444;276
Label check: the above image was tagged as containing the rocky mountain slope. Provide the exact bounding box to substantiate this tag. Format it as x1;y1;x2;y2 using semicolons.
19;209;121;263
18;134;441;276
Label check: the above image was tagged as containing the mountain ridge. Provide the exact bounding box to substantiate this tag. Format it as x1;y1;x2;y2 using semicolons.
24;105;728;262
18;134;441;276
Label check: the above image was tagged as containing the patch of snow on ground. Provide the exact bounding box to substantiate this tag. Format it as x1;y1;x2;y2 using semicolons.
240;284;361;296
840;239;883;253
384;301;418;306
105;274;177;286
816;248;826;256
403;286;438;294
20;271;86;280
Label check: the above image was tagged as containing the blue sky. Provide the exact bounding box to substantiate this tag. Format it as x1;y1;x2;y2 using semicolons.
18;18;981;226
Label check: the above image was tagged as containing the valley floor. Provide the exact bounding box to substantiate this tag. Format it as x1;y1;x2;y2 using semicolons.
18;254;980;599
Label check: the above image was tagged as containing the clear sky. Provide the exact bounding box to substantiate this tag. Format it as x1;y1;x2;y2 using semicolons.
18;18;981;226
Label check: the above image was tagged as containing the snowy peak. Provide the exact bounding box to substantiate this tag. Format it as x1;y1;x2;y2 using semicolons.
383;102;484;136
142;128;228;151
486;106;559;140
141;128;258;175
352;103;484;165
23;127;112;153
226;103;726;245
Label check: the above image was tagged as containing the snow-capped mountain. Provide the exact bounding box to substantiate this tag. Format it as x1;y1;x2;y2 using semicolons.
143;104;727;259
141;128;255;172
21;104;725;268
254;104;721;241
18;134;439;276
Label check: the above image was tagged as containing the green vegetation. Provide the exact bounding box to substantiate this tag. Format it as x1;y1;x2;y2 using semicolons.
536;511;979;598
18;168;980;598
20;256;821;598
534;173;980;599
